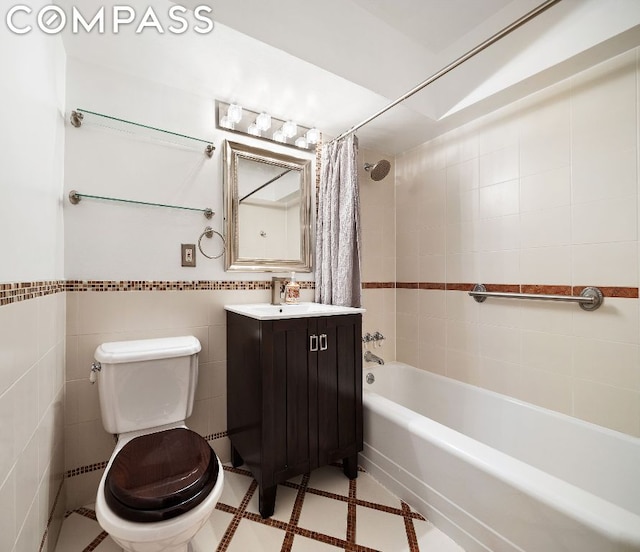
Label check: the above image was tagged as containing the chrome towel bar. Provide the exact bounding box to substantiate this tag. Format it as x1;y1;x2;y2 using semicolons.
469;284;604;311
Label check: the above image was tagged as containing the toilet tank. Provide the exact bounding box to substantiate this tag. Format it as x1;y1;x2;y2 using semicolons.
94;336;201;434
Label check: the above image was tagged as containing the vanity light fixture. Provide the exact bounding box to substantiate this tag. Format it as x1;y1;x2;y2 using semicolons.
227;103;243;124
216;100;319;150
282;120;297;139
306;127;320;145
255;112;272;132
220;115;234;130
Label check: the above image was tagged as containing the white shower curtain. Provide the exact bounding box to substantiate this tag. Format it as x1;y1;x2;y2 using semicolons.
315;134;362;307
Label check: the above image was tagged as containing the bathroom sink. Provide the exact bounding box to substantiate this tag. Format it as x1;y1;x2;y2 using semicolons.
224;302;365;320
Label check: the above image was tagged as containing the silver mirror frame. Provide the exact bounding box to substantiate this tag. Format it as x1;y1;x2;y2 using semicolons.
223;140;313;272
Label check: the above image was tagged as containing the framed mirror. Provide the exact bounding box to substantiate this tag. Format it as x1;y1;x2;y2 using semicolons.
223;140;313;272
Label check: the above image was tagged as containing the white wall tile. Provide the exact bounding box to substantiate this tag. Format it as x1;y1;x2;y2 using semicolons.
479;179;519;219
0;469;16;552
572;242;638;287
520;166;571;214
479;145;519;187
572;147;637;204
520;246;571;284
571;50;637;161
573;337;640;391
573;379;640;436
572;197;637;245
520;206;571;248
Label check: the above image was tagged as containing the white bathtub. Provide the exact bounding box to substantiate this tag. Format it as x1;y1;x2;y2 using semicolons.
361;362;640;552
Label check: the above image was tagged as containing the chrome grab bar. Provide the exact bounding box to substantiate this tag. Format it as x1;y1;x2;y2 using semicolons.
469;284;604;311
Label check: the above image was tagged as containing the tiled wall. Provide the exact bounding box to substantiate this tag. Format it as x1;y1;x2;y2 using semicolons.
394;48;640;436
0;291;66;552
360;148;397;362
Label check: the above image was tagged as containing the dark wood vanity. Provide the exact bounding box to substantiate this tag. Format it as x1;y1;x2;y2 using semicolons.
226;308;363;517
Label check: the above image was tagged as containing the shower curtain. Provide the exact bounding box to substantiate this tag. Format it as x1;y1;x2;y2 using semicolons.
315;134;362;308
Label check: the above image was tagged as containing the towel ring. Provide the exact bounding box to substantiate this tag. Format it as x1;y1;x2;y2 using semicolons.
198;226;225;260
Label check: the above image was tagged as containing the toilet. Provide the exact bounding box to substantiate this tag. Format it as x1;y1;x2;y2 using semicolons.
93;336;224;552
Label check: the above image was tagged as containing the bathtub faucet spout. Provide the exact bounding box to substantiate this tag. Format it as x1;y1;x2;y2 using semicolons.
364;350;384;365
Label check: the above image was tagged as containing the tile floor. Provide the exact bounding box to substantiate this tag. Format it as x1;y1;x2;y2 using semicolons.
55;463;463;552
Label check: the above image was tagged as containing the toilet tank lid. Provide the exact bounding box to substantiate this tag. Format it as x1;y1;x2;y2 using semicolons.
94;336;201;364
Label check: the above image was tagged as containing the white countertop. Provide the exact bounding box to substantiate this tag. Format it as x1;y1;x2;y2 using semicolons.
224;302;365;320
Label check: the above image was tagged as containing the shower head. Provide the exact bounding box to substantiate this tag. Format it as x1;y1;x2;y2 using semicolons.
364;160;391;181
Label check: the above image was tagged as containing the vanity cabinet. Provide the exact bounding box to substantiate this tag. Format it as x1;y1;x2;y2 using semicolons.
226;311;363;517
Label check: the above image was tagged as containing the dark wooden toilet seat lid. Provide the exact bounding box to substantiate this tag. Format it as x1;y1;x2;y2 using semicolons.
105;428;219;522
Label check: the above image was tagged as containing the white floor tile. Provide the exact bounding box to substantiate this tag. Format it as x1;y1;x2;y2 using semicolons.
226;518;286;552
192;508;235;552
289;534;342;551
355;504;410;551
414;517;466;551
218;470;252;508
94;536;123;551
356;472;402;509
297;492;347;540
55;513;103;551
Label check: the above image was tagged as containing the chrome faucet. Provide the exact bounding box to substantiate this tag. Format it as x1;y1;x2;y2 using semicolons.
364;350;384;365
271;276;288;305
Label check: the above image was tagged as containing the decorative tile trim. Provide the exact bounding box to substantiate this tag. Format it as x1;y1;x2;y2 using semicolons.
375;282;639;298
64;431;229;479
0;280;66;307
66;280;316;292
0;279;319;307
65;461;109;479
362;282;395;289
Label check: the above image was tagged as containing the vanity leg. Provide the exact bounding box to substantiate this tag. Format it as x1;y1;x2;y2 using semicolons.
259;485;277;518
231;445;244;468
343;454;358;479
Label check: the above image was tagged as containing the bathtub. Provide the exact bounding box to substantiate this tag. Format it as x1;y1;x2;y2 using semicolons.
361;362;640;552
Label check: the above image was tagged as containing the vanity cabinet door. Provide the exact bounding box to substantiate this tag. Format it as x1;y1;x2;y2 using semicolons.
263;318;312;484
313;314;362;477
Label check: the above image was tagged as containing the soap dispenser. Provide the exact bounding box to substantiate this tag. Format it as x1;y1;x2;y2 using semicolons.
284;272;300;304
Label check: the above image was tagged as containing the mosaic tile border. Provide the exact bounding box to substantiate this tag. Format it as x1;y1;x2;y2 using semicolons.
389;282;639;298
65;280;316;292
64;431;229;479
2;279;637;308
0;280;66;306
0;279;319;306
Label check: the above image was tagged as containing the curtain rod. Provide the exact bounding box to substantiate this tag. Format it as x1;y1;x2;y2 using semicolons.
331;0;562;144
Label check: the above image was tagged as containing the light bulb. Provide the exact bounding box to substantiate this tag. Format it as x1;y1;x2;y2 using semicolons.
248;123;261;136
282;120;297;138
295;136;308;148
256;112;271;131
306;127;320;145
227;103;243;124
220;115;234;130
273;129;285;143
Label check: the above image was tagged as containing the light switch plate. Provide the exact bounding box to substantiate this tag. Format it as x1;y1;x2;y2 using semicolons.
181;244;196;267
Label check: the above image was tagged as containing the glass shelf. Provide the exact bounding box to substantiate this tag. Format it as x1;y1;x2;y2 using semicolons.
70;108;215;157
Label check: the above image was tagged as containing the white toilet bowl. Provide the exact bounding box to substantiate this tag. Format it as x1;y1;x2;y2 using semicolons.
92;337;224;552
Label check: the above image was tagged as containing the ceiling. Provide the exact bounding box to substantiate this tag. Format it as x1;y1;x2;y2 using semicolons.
60;0;640;153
